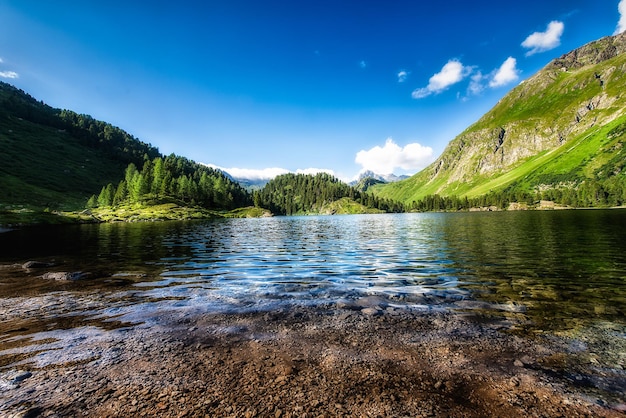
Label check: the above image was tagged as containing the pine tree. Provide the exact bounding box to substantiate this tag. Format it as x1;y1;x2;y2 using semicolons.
129;173;147;203
86;194;98;208
151;157;165;197
97;183;114;207
113;180;128;205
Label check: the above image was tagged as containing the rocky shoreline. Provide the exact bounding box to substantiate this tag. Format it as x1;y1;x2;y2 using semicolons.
1;302;625;418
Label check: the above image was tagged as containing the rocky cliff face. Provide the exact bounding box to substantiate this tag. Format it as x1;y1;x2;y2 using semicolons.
424;31;626;189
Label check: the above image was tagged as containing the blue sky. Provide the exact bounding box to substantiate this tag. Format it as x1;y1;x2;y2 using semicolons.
1;1;625;181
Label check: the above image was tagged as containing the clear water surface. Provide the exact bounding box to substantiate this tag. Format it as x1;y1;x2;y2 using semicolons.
1;210;625;333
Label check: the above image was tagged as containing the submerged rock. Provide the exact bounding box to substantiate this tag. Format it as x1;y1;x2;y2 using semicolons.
42;271;90;281
0;370;32;390
11;371;32;384
22;261;55;269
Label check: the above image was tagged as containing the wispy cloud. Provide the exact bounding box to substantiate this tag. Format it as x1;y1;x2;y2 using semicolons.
468;71;486;95
397;70;409;83
616;0;626;35
0;71;18;79
203;164;336;181
463;57;520;98
489;57;519;87
412;60;471;99
355;138;433;175
295;167;335;176
359;60;367;69
204;165;289;180
521;21;564;56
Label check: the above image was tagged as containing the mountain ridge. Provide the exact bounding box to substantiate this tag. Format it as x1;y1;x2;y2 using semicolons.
372;32;626;205
351;170;410;185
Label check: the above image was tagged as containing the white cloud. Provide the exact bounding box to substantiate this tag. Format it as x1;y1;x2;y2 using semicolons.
468;71;486;95
0;71;18;79
412;60;471;99
465;57;520;97
203;164;336;181
397;70;408;83
355;138;433;175
295;167;335;176
521;21;564;56
204;164;289;180
616;0;626;35
489;57;519;87
359;60;367;69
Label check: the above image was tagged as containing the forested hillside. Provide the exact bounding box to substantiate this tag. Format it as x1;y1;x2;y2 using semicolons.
0;81;250;212
254;173;404;215
89;155;251;210
0;82;157;208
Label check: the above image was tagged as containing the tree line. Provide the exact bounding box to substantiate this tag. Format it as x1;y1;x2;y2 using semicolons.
89;163;625;214
408;177;626;212
87;154;251;210
253;173;405;215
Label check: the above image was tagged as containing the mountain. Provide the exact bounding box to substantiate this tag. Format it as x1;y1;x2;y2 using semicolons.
373;32;626;206
0;82;160;209
352;170;411;184
200;166;273;191
350;171;411;192
353;176;385;193
229;176;271;191
0;82;250;213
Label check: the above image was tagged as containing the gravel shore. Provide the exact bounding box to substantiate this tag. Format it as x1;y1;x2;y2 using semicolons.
1;302;624;417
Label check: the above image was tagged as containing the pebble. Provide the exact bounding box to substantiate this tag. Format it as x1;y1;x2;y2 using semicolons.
11;371;33;384
361;307;380;316
42;271;90;281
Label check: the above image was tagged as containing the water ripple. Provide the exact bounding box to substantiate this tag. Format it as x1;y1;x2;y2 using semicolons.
141;215;467;309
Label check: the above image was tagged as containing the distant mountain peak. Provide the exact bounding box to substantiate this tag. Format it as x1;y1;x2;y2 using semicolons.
355;170;410;184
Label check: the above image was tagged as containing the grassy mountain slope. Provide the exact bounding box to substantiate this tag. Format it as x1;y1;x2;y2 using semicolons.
373;32;626;204
0;117;125;209
0;82;159;209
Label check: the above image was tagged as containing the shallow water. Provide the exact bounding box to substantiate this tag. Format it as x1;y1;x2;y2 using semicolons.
1;211;625;367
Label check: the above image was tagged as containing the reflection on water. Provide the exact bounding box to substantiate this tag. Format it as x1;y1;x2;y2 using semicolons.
0;211;625;337
441;210;626;329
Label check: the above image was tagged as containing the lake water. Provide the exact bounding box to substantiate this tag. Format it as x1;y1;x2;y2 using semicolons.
1;210;625;333
0;210;626;327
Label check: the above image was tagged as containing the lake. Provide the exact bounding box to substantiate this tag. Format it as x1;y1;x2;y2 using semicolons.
1;210;625;331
